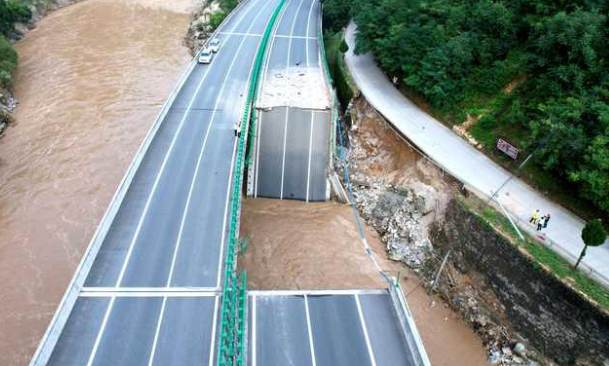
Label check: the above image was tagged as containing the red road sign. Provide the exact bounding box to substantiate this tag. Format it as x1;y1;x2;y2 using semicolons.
496;137;519;160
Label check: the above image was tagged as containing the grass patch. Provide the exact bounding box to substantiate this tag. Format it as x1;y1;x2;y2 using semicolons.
459;195;609;311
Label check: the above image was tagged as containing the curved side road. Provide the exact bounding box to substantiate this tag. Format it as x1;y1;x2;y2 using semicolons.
344;22;609;289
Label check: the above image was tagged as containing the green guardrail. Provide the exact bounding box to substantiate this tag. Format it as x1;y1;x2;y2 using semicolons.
216;0;288;365
316;5;339;158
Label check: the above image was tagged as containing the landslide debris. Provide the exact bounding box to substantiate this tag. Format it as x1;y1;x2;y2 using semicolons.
337;96;558;366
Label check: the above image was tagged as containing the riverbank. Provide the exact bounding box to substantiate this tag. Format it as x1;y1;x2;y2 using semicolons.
0;0;87;136
0;1;193;364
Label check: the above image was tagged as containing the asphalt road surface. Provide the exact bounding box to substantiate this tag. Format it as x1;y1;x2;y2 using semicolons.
32;0;281;364
249;291;419;366
32;2;430;365
252;0;331;201
84;0;280;290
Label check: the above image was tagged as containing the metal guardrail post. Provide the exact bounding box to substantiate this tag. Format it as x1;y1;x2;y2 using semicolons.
215;0;288;364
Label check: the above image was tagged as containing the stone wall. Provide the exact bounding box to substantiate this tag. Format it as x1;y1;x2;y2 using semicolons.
431;199;609;366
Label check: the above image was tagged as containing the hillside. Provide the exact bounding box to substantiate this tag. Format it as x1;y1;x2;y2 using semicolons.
323;0;609;221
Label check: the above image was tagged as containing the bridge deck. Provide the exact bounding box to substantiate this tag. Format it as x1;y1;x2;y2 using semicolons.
30;0;281;364
31;1;431;365
249;291;420;366
251;0;330;201
47;294;217;366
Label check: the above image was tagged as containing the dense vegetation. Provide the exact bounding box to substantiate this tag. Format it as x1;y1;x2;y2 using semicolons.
0;1;31;89
323;31;353;107
209;0;239;30
322;0;609;217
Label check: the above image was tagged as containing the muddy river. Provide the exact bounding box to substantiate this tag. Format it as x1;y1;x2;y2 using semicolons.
0;0;193;364
0;0;491;365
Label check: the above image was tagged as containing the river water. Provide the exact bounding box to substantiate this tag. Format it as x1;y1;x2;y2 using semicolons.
0;0;193;364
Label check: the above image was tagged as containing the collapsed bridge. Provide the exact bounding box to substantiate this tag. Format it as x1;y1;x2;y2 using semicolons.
29;0;430;365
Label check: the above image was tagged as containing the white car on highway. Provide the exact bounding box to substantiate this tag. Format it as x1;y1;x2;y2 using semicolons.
209;38;221;53
198;48;213;64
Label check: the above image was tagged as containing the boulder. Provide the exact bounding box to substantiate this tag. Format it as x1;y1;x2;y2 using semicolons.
514;342;527;357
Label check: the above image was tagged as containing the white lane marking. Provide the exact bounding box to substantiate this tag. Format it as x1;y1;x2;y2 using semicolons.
304;295;318;366
147;296;167;366
254;113;263;197
146;4;274;362
85;296;116;366
279;107;289;199
276;34;315;39
211;0;278;362
252;295;258;366
305;0;316;67
208;296;220;366
355;294;378;366
176;0;275;292
220;31;262;37
219;31;315;40
216;138;238;289
114;64;212;288
286;0;306;73
88;1;269;363
81;287;217;292
279;0;305;199
113;0;260;290
248;289;387;296
254;0;291;196
80;292;218;297
259;0;291;101
306;111;315;202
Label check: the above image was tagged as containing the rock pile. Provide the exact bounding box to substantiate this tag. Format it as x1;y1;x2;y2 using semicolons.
348;175;434;271
340;96;553;366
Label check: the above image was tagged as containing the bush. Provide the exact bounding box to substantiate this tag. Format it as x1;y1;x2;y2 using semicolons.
208;11;227;31
0;1;31;35
0;35;16;88
6;2;31;22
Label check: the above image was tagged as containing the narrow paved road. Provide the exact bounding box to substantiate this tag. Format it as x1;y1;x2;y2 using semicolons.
345;22;609;288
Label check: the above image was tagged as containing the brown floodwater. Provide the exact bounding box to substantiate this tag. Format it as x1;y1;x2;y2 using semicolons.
0;0;193;364
242;198;491;366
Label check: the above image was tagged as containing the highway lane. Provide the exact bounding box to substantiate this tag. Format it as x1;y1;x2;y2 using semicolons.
84;0;280;289
32;0;283;364
47;294;217;366
252;0;330;201
249;291;418;366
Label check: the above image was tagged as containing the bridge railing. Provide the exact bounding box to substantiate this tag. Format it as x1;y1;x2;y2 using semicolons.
216;0;288;365
27;4;248;364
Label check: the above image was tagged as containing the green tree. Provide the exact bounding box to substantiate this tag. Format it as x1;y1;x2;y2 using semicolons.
322;0;352;33
576;219;607;269
571;131;609;211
